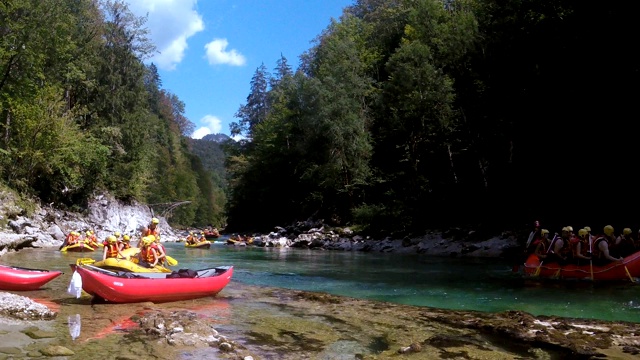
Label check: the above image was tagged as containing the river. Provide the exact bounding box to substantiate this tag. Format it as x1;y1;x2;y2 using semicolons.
2;237;640;359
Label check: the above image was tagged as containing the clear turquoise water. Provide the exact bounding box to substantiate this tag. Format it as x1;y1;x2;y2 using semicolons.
168;241;640;323
4;239;640;324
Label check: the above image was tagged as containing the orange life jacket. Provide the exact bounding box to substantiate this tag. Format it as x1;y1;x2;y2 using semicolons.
141;245;158;263
144;227;159;238
570;236;588;257
66;233;78;245
105;243;119;258
591;235;612;259
548;236;571;257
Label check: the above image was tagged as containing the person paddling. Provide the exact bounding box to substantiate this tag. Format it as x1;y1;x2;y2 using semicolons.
591;225;623;266
137;235;160;268
121;235;132;250
102;235;126;260
572;229;592;265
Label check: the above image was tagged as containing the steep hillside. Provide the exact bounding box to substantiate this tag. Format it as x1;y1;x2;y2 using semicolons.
188;134;231;176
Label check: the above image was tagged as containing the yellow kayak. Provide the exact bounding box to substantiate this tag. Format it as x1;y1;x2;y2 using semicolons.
185;240;211;249
78;257;171;273
121;247;141;257
61;242;95;252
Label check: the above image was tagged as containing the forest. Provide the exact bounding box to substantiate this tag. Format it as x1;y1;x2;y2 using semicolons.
1;0;638;236
224;0;640;235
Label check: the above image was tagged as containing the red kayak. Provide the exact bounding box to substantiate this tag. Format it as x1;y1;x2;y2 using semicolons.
523;250;640;281
69;264;233;303
0;264;63;291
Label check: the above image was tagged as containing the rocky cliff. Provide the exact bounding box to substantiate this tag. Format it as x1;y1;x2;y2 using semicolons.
0;191;179;256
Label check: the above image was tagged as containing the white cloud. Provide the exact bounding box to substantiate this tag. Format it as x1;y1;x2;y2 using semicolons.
205;39;246;66
191;115;223;139
125;0;204;71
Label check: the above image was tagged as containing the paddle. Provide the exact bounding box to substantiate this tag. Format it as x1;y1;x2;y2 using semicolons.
76;258;96;265
165;255;178;266
624;263;636;283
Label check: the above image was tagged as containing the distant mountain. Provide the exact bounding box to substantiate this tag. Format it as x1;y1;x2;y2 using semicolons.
188;134;229;176
201;133;232;143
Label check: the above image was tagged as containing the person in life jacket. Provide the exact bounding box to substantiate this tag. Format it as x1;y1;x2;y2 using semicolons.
615;228;637;258
571;228;592;265
591;225;623;266
85;230;99;248
525;220;542;254
60;231;80;250
153;235;167;266
533;229;551;259
186;231;197;245
548;226;575;264
144;218;160;238
120;234;132;250
137;235;159;268
137;217;161;247
102;235;126;260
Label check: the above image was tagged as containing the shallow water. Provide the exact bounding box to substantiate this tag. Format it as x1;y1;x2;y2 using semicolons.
166;241;640;323
5;239;640;322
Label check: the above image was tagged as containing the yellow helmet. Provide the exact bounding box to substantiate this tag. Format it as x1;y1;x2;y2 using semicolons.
123;235;130;241
578;229;588;237
584;226;591;232
107;235;117;243
566;226;573;232
142;235;155;246
151;218;159;224
541;229;549;235
604;225;614;236
86;231;92;236
114;231;121;237
561;227;568;233
623;228;632;236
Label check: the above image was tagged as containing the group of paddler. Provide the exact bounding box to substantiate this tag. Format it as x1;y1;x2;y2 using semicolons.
67;217;175;269
524;221;640;267
185;231;210;245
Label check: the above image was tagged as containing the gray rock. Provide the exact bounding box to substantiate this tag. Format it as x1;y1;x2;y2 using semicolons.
47;225;64;241
39;345;75;356
0;293;56;320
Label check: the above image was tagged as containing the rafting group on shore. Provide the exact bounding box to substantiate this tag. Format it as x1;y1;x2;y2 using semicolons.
62;217;169;268
524;221;640;267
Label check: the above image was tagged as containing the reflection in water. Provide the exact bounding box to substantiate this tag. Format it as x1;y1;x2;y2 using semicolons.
68;314;81;340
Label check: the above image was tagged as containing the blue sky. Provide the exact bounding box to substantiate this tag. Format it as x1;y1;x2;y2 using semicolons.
124;0;354;138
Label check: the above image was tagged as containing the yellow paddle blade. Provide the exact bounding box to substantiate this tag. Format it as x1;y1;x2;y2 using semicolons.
625;265;635;283
76;258;96;265
166;255;178;266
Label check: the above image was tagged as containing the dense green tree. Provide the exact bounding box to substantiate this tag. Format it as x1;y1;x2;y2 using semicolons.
231;63;270;138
